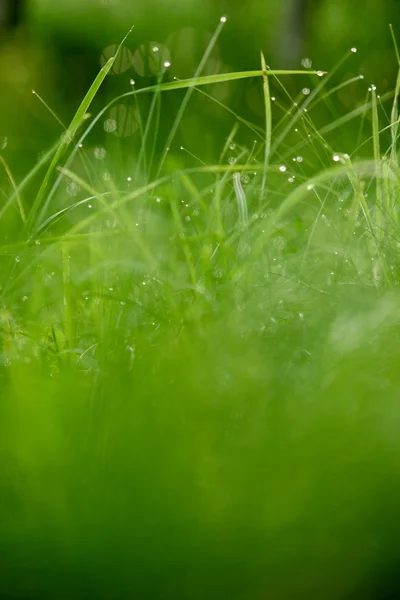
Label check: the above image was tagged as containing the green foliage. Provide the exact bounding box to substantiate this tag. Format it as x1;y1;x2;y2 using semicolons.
1;21;400;600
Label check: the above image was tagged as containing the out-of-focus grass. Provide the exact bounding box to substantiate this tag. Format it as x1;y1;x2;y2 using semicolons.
1;23;400;600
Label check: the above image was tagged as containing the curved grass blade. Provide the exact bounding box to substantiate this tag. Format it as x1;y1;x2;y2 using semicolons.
260;52;272;196
0;154;26;223
26;57;116;235
27;25;135;236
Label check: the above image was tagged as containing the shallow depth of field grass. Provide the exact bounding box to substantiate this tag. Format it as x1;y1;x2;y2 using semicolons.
1;20;400;600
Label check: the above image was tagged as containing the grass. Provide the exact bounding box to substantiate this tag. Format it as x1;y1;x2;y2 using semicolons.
1;20;400;599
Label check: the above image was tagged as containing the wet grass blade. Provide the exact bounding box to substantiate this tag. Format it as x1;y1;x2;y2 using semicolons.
26;56;116;236
371;87;383;238
260;52;272;196
0;153;26;223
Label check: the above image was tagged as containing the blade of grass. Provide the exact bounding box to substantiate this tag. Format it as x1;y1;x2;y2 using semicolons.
27;26;135;236
260;52;272;197
155;17;228;178
0;154;26;223
389;24;400;168
371;87;383;240
27;57;116;235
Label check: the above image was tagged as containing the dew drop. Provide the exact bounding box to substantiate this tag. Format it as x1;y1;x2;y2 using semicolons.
152;46;159;52
164;61;171;68
351;47;357;53
333;154;341;162
220;16;227;23
302;87;310;95
279;165;287;172
130;79;136;86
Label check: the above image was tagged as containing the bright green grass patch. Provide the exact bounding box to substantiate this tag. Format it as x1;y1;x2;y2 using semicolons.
1;24;400;600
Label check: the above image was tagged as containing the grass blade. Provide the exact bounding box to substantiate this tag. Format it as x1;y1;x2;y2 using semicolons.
0;153;26;223
27;26;135;236
260;52;272;197
27;57;116;235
